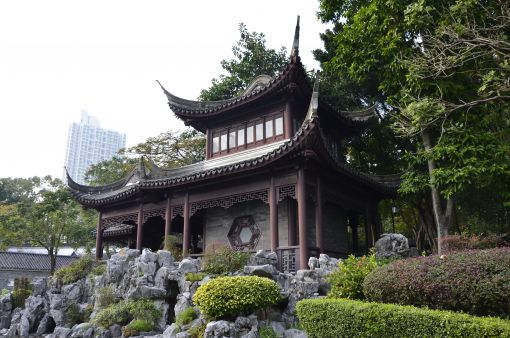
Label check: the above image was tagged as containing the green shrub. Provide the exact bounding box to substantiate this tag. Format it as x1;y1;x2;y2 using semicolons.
188;322;207;338
125;319;153;332
193;276;280;319
65;303;83;325
296;298;510;338
96;286;115;308
175;307;197;326
363;247;510;317
94;299;161;328
185;272;207;282
55;256;93;284
259;326;278;338
1;289;9;297
327;251;383;300
83;304;93;322
202;245;250;275
90;263;106;276
441;234;504;253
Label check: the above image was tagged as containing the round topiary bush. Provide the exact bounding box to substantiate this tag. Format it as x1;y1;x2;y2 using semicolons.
363;247;510;317
193;276;281;318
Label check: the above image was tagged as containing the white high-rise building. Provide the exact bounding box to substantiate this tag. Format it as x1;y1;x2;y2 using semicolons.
64;110;126;184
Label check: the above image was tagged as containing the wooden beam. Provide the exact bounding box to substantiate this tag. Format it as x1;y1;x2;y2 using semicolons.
269;176;278;252
136;203;144;253
315;177;323;253
95;211;103;260
182;192;190;257
297;168;308;270
284;102;293;138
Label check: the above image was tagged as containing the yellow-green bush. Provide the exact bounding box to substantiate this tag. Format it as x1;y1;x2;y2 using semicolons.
193;276;280;318
296;298;510;338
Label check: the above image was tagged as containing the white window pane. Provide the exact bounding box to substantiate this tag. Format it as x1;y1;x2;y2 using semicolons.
229;131;236;149
212;136;219;153
256;123;264;141
238;127;245;146
220;134;227;151
247;126;254;143
275;117;283;135
265;120;273;138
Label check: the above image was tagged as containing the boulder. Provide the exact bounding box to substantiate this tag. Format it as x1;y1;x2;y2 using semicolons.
375;233;410;259
243;264;277;278
204;320;231;338
71;322;94;338
141;249;159;264
269;321;286;336
318;254;340;271
127;286;166;300
32;278;48;297
308;257;319;270
178;258;199;274
162;323;180;338
109;324;122;337
157;250;175;268
53;326;72;338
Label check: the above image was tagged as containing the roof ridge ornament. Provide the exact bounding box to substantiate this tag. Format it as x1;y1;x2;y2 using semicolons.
303;71;320;125
290;16;300;60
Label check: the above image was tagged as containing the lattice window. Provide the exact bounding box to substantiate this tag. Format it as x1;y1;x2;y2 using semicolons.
190;190;269;216
172;205;184;219
281;249;297;273
277;184;296;202
102;213;138;229
143;208;166;222
227;215;261;250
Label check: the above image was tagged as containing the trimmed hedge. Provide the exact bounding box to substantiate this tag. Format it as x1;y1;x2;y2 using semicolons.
193;276;280;318
296;298;510;338
363;247;510;317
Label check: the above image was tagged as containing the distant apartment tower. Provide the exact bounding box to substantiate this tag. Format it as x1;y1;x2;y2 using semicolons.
64;110;126;184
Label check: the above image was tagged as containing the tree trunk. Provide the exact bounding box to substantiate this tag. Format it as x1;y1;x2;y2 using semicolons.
49;248;56;274
421;130;455;255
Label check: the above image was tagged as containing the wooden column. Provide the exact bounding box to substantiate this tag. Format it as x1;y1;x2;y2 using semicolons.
315;177;323;253
182;192;190;257
269;177;278;252
288;199;296;246
205;128;211;159
297;168;308;270
284;102;293;138
164;197;172;240
95;211;103;260
136;203;144;253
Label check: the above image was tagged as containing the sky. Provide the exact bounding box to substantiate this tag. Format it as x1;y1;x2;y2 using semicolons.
0;1;328;179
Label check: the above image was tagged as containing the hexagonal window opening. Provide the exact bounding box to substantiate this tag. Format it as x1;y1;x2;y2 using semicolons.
227;215;261;250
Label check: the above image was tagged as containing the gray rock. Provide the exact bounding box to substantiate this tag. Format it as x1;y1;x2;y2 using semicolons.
375;233;410;259
243;264;277;278
32;278;48;297
127;286;166;300
162;323;180;338
19;316;29;338
308;257;319;270
141;249;159;263
318;254;339;271
94;327;113;338
36;314;53;336
178;258;199;274
62;283;82;302
283;329;308;338
269;321;286;336
175;332;190;338
173;295;191;319
157;250;174;268
50;309;65;327
71;322;94;338
204;320;231;338
20;295;46;335
109;324;122;338
234;316;251;330
53;326;72;338
0;315;10;330
296;270;317;282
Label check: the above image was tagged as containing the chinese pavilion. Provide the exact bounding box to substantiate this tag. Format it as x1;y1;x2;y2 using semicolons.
67;17;397;271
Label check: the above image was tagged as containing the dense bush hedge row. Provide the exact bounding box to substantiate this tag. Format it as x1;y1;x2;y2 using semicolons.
296;298;510;338
193;276;280;318
363;247;510;317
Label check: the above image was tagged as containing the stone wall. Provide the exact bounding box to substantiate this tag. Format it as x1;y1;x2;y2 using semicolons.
204;200;289;251
0;271;50;291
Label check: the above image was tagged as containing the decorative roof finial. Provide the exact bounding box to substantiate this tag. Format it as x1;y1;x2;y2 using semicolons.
290;16;300;59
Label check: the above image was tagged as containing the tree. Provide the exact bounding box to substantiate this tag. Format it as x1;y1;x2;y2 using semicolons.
199;23;288;101
85;156;138;186
0;176;96;273
316;0;510;253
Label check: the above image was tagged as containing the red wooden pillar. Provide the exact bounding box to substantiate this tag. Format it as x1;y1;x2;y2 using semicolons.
297;168;308;270
205;129;211;159
95;211;103;260
164;197;172;240
315;177;324;253
136;203;144;253
269;176;278;252
182;193;190;257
